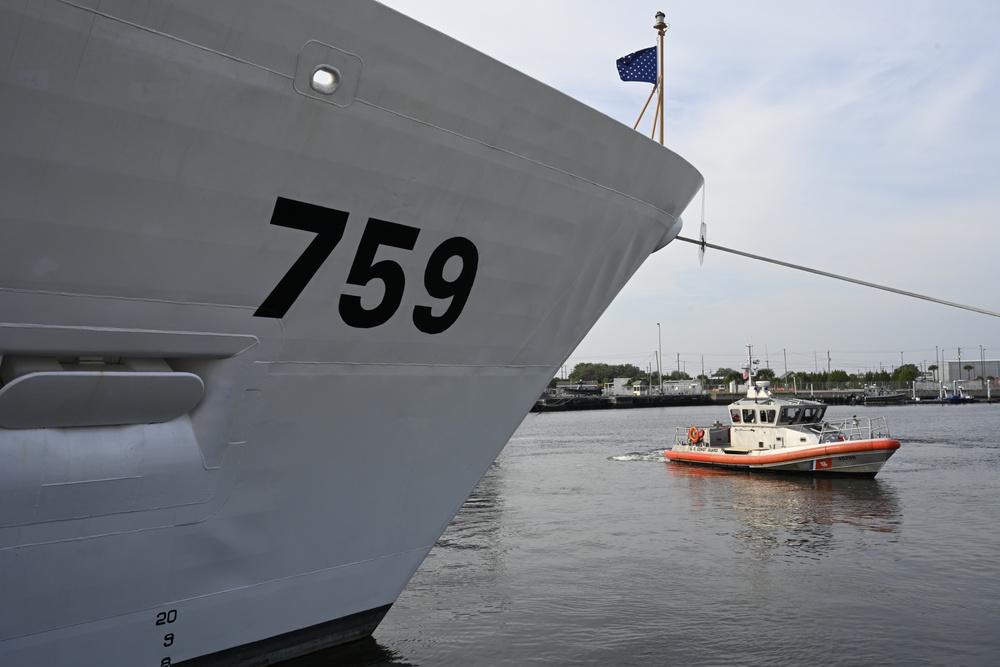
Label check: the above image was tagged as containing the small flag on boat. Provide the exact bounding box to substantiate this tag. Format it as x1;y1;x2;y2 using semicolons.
616;46;657;83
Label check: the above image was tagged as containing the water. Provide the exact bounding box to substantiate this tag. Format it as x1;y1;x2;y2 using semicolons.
299;404;1000;666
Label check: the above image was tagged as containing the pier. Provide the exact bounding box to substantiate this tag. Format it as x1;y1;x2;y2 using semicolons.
532;387;995;412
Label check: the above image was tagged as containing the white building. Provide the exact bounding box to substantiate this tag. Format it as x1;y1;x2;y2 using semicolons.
939;358;1000;384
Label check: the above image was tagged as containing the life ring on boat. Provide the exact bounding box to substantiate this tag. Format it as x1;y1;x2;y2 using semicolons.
688;426;704;444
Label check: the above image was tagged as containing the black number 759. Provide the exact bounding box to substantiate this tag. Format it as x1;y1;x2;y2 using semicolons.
254;197;478;335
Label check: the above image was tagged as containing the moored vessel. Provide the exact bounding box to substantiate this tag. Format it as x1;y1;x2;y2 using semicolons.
927;383;977;404
665;346;900;477
862;385;908;405
0;1;702;664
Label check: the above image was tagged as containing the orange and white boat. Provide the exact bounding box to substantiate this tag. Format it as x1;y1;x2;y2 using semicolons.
665;348;900;477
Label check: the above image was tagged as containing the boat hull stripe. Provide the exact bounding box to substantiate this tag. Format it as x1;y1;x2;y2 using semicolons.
665;439;901;465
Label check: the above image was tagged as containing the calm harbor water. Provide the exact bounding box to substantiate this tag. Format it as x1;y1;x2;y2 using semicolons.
302;404;1000;666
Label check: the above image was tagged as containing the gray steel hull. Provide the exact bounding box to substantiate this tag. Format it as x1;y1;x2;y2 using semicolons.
0;1;702;663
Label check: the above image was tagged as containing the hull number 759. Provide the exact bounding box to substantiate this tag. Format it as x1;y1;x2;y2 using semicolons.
254;197;478;334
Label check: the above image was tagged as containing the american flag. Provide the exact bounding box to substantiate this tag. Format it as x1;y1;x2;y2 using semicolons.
616;46;658;83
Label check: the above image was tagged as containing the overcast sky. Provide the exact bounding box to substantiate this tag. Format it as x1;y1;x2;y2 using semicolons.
379;1;1000;377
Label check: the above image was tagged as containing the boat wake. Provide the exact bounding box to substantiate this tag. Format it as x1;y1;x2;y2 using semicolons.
609;450;666;463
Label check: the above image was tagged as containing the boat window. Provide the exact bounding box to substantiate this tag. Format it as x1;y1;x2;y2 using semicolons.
801;407;826;422
778;407;800;424
741;409;756;424
730;409;741;423
760;409;776;423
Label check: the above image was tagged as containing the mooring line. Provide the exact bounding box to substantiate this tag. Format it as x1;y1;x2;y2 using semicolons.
674;235;1000;318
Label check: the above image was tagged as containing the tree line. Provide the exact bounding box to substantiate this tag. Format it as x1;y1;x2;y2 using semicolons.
558;362;693;386
555;362;932;387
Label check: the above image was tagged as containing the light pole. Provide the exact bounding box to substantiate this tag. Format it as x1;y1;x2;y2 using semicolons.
982;346;989;400
657;322;662;394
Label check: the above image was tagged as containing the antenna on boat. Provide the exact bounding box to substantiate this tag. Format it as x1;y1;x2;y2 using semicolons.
745;343;764;402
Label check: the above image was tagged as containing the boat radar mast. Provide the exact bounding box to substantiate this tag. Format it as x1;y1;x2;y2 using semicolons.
745;343;764;401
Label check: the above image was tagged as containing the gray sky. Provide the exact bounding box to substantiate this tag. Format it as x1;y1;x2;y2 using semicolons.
379;1;1000;377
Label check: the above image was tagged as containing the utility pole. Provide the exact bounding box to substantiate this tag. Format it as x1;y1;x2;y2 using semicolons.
656;323;662;394
940;346;945;398
654;351;660;393
985;346;992;401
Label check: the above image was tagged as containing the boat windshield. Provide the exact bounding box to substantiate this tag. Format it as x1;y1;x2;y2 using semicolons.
777;407;800;424
801;406;826;423
733;408;780;424
777;406;826;424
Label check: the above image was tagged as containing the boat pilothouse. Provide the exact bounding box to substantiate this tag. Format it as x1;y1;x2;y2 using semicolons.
666;345;900;476
710;383;888;450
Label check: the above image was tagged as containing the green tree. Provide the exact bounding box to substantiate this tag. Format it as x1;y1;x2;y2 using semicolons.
756;368;776;381
569;362;644;384
866;369;891;383
927;364;938;381
891;364;921;383
829;370;850;383
963;364;974;380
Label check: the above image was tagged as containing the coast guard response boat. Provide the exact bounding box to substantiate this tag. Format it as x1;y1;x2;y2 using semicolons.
666;347;901;476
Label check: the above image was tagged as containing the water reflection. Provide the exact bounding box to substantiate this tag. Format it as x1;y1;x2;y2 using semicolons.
258;409;999;666
434;459;506;553
281;636;412;666
277;462;509;666
665;464;902;560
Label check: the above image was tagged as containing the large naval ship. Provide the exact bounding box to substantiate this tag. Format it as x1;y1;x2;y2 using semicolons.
0;1;703;663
